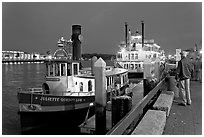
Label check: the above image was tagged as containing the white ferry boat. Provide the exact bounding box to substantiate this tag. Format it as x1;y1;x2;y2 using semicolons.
116;22;165;78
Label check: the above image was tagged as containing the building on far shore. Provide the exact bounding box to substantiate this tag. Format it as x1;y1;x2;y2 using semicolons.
2;50;46;61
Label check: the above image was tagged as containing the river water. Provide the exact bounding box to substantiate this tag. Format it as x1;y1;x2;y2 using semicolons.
2;63;46;135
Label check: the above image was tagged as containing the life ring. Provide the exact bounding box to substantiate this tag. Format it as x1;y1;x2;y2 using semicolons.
22;104;42;111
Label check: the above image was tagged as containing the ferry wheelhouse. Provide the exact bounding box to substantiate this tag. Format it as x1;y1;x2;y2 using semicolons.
17;25;129;133
116;22;165;78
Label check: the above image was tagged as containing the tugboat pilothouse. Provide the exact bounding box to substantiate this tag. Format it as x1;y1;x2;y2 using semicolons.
17;25;128;133
116;22;165;79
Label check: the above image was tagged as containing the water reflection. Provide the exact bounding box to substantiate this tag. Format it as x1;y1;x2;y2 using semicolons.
2;63;46;135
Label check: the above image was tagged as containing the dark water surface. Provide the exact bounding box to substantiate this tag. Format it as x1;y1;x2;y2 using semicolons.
2;63;46;135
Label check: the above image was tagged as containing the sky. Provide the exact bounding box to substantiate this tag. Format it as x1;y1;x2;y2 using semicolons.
2;2;202;55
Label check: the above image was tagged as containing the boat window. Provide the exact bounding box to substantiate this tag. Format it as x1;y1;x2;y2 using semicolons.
123;64;126;69
67;63;71;76
61;63;66;76
88;80;92;91
73;64;78;75
80;82;83;91
50;64;54;76
131;64;134;70
107;77;109;87
131;54;134;60
55;63;60;76
135;64;138;70
135;53;138;60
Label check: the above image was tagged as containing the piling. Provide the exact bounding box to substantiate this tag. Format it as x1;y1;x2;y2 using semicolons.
94;57;107;134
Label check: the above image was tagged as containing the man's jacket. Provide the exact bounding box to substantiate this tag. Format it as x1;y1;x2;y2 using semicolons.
176;57;193;80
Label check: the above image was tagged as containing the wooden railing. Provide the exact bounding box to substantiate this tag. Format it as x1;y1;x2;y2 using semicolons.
106;78;165;135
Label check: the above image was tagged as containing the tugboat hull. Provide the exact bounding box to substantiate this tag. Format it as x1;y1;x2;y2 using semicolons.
17;92;95;134
19;107;95;134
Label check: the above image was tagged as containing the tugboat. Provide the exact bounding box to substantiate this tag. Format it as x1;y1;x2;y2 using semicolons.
17;25;128;134
116;21;165;79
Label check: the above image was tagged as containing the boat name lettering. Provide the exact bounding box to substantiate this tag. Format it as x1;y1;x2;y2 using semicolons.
40;97;60;102
40;97;84;102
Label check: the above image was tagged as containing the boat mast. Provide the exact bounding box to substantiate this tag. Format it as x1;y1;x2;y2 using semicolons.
141;21;144;48
125;22;128;46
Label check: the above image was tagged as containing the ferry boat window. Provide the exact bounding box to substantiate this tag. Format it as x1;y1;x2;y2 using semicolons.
132;43;136;50
131;64;134;70
135;64;138;70
131;54;134;60
61;63;66;76
80;82;83;91
88;80;92;91
135;53;138;59
55;63;60;76
124;64;127;69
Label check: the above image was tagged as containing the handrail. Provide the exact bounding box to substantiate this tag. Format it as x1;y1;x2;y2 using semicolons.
106;78;165;135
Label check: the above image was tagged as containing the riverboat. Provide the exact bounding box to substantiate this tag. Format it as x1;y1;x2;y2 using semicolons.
17;25;128;133
115;22;165;79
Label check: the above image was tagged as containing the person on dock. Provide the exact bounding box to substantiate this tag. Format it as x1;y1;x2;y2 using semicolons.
194;57;202;81
175;50;193;106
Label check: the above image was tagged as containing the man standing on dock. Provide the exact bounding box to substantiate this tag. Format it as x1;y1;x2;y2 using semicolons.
175;50;193;106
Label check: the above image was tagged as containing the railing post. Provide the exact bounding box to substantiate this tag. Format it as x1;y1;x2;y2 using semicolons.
94;57;107;134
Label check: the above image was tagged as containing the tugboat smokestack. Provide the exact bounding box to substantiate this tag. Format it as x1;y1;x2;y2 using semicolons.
72;25;82;61
141;21;144;47
125;22;128;45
